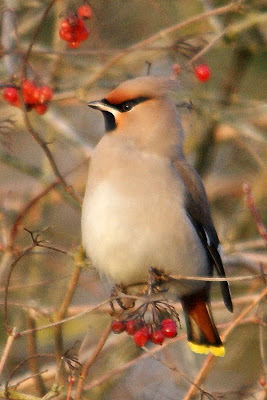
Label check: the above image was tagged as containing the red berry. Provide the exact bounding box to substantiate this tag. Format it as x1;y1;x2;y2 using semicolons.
34;104;48;115
150;329;165;345
38;86;53;103
78;4;92;19
59;16;89;46
3;87;18;104
74;26;89;41
194;64;211;82
111;320;125;334
161;323;177;338
59;28;73;41
125;320;137;335
75;17;85;29
133;329;148;347
61;18;72;32
22;80;39;104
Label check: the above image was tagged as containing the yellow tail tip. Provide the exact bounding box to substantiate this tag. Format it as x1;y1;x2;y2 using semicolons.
188;342;225;357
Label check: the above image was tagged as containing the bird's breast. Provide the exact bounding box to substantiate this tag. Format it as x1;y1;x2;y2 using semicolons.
81;142;208;292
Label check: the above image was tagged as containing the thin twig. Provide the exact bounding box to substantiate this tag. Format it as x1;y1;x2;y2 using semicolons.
74;323;112;400
7;181;59;250
15;287;264;338
83;316;260;393
84;1;243;89
21;111;82;204
15;369;49;389
55;248;85;322
186;29;226;66
199;0;224;33
5;353;55;393
0;389;40;400
23;0;58;64
18;298;113;336
243;182;267;246
19;0;82;205
170;274;266;282
186;11;266;67
0;293;260;323
14;317;259;392
53;249;84;363
34;243;68;255
83;334;186;391
66;376;76;400
25;316;46;396
143;347;216;400
0;274;70;293
0;327;18;377
4;245;36;331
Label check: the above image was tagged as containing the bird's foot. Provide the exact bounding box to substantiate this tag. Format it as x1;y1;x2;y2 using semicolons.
110;284;136;314
148;267;170;295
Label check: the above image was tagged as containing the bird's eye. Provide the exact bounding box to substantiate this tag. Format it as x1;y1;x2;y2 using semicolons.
121;101;134;112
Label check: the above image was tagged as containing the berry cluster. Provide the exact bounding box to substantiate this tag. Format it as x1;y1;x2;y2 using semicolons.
194;64;211;82
59;5;92;49
3;80;53;115
111;317;177;347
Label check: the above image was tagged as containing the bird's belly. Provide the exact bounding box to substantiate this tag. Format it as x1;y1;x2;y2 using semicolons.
82;179;208;295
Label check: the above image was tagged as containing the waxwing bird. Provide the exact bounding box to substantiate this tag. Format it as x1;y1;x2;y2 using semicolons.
82;76;233;357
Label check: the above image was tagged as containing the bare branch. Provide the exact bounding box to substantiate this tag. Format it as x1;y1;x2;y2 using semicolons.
243;182;267;246
25;316;46;396
53;248;84;365
170;274;266;282
0;327;18;377
74;323;112;400
4;245;36;331
84;1;243;88
18;0;82;205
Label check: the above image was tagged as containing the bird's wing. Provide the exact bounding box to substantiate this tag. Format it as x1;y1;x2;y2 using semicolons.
174;159;233;312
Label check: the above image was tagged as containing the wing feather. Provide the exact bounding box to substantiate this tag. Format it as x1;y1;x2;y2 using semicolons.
174;159;233;312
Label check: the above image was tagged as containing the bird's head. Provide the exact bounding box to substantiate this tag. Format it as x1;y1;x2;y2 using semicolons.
88;76;185;159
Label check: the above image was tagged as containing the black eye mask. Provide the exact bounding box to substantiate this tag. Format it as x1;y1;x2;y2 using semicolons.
100;96;149;131
102;96;149;113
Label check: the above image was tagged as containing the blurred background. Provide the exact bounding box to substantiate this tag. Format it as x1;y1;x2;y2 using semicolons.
0;0;266;399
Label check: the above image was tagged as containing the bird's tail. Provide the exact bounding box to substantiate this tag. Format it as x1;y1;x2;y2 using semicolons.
181;291;225;357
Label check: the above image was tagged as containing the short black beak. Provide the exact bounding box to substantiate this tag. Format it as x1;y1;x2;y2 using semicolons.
88;100;117;132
